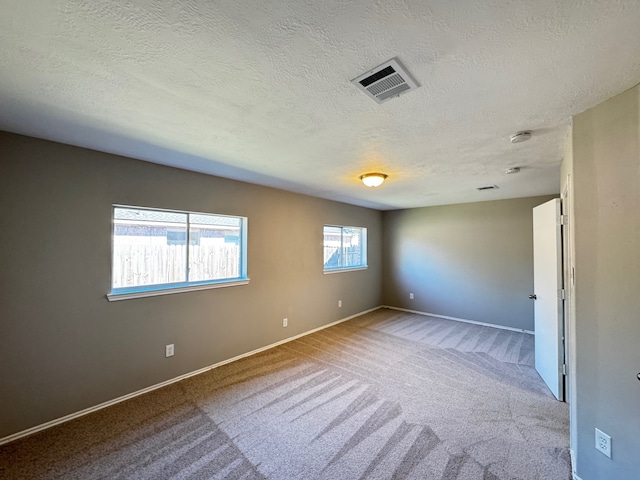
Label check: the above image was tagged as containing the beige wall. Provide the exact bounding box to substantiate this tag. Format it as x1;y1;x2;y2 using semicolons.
0;132;382;439
569;84;640;479
382;196;556;332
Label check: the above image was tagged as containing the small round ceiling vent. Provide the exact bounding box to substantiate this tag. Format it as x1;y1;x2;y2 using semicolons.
510;131;532;143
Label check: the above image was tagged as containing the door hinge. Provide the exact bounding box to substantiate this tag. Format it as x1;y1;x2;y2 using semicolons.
558;288;565;300
562;364;567;375
558;214;567;225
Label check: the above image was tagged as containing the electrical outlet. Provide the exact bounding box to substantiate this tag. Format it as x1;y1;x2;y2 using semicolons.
595;428;611;458
409;292;414;300
338;300;342;308
165;344;174;357
283;318;288;327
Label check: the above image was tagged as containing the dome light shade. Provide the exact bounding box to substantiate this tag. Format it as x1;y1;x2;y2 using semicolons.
360;173;388;187
510;131;532;143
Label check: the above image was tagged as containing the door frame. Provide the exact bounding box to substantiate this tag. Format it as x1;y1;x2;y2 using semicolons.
562;173;578;464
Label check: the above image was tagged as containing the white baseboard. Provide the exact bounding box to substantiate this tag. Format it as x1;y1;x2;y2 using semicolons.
0;305;382;446
570;449;581;480
382;305;534;335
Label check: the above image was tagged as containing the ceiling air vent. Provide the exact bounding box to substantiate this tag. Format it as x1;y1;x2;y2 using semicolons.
351;58;419;104
477;185;499;191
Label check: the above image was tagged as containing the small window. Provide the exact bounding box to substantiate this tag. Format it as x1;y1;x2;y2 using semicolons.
323;225;367;272
108;206;248;300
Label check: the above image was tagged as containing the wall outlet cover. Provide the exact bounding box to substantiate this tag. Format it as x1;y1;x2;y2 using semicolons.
165;344;174;357
283;318;288;327
595;428;611;458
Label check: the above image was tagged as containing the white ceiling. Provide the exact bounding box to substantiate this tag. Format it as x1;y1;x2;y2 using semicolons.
1;1;639;210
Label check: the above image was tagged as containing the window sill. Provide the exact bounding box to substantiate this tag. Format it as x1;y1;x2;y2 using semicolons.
107;279;250;302
323;267;368;275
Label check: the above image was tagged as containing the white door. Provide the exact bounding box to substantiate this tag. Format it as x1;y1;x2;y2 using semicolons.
532;198;564;401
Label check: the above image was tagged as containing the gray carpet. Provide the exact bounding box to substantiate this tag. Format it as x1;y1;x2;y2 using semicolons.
0;308;571;479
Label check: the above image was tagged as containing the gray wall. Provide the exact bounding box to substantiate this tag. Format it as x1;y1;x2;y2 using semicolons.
0;132;382;439
382;196;556;332
569;85;640;479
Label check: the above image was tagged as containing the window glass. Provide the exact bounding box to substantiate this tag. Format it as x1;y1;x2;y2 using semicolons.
188;215;241;282
323;225;367;271
112;206;247;295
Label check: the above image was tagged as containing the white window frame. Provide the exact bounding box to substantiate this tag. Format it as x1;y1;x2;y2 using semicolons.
323;225;368;273
107;205;249;301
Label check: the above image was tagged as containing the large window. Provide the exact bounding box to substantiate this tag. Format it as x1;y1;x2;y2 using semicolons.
323;225;367;272
108;206;248;300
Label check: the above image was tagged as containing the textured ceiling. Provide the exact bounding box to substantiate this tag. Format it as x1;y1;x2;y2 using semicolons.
1;1;640;210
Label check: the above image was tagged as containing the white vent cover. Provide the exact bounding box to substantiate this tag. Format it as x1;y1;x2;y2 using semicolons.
351;58;419;104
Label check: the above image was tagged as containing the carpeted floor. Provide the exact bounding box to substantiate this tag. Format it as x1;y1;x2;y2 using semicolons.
0;308;571;479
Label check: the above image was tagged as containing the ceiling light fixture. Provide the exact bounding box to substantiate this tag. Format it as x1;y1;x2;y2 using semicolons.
510;131;532;143
360;173;388;187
